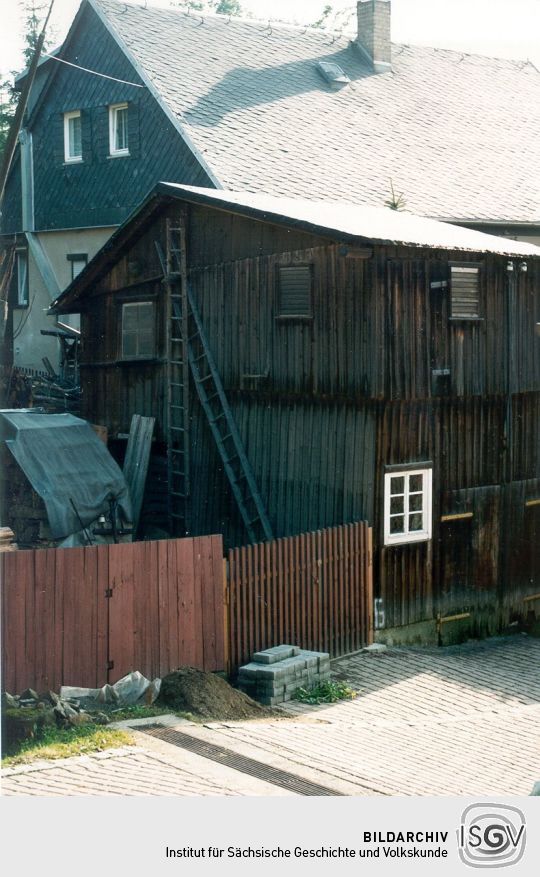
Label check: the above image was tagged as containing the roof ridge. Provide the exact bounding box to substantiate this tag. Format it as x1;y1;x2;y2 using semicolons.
93;0;353;43
94;0;539;67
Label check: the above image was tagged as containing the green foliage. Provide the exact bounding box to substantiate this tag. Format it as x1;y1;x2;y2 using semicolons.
2;723;133;766
19;0;52;68
385;179;407;211
294;680;357;704
312;5;333;28
212;0;243;14
171;0;243;15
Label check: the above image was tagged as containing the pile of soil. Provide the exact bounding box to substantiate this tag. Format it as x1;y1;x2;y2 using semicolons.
158;667;275;721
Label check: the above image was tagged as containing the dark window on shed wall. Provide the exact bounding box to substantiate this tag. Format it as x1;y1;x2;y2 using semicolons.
121;301;155;358
277;265;313;318
450;263;481;319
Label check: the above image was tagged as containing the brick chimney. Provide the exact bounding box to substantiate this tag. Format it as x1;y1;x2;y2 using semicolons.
356;0;391;73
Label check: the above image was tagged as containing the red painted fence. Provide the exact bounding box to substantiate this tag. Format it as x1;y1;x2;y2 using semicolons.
227;522;373;670
2;523;374;692
1;536;225;693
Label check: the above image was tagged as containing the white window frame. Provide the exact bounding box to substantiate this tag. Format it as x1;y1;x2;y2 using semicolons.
64;110;82;163
109;103;129;157
384;467;432;546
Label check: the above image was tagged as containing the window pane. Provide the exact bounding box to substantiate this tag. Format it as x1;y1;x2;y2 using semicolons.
409;493;423;512
70;115;82;157
390;476;404;495
71;258;87;279
409;513;423;531
390;496;404;514
390;515;404;534
123;306;139;330
409;474;423;493
137;302;153;329
122;331;136;357
138;330;154;356
17;253;28;305
115;107;128;151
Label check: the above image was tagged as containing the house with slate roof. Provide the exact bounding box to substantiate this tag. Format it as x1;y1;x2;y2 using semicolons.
1;0;539;371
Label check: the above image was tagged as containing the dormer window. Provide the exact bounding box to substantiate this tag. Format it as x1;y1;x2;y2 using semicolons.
109;103;129;156
64;110;82;162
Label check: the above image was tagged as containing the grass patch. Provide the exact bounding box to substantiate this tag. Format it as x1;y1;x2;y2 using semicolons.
2;724;134;767
294;680;357;705
106;704;199;723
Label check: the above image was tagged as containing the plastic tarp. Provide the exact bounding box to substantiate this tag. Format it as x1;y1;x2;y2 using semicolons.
0;410;132;539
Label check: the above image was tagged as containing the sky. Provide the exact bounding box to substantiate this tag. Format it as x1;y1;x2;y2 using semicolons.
1;0;539;80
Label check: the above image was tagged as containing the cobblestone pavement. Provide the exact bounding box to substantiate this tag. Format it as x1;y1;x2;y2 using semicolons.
189;636;540;796
2;636;539;797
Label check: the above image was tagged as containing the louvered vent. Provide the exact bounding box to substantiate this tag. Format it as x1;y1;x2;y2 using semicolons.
450;265;480;318
278;265;312;318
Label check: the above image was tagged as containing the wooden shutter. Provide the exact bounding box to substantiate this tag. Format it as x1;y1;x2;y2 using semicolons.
278;265;312;317
450;264;481;318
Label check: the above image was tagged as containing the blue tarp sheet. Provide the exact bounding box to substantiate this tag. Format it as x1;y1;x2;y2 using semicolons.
0;411;132;539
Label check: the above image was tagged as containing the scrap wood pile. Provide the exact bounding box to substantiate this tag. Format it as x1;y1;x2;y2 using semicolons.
28;370;80;414
0;365;80;413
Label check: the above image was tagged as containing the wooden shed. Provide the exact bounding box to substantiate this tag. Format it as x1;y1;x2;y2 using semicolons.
51;184;540;642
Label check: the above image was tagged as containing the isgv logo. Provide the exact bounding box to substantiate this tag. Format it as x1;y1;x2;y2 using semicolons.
458;804;526;868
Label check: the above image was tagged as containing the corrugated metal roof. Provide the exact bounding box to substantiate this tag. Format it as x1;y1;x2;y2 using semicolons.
161;185;540;257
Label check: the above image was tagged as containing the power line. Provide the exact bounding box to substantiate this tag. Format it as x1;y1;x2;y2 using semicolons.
41;53;144;87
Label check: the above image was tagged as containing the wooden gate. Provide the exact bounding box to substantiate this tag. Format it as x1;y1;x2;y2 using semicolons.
227;522;373;670
1;535;225;693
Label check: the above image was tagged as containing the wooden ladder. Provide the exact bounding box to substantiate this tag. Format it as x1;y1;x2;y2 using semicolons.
164;218;191;535
184;284;274;544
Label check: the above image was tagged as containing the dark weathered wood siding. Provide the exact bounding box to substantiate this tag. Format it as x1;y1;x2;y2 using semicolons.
78;200;540;633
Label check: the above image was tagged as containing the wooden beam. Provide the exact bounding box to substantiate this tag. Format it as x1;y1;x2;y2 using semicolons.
123;414;155;537
440;512;473;522
525;498;540;508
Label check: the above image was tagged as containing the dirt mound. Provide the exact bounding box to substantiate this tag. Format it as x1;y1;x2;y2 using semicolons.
158;667;274;721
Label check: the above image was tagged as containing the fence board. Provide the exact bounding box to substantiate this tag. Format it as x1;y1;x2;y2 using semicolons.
1;535;225;693
227;521;373;670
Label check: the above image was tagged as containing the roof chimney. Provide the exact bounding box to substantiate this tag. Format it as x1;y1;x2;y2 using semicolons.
356;0;391;73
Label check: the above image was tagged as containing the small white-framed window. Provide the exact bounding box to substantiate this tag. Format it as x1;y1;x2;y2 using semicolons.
64;110;82;162
109;103;129;156
16;251;29;307
121;301;154;359
384;466;432;545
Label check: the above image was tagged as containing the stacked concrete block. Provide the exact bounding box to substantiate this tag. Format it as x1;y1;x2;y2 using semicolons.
237;644;331;706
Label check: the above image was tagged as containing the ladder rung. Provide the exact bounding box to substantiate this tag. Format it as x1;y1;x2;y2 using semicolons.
169;426;186;432
198;373;214;383
170;359;184;366
210;412;226;423
170;382;184;388
170;490;188;498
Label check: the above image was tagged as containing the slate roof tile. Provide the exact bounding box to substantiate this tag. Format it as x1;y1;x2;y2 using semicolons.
92;0;540;223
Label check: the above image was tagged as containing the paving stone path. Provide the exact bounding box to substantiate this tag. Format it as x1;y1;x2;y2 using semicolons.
3;636;539;797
